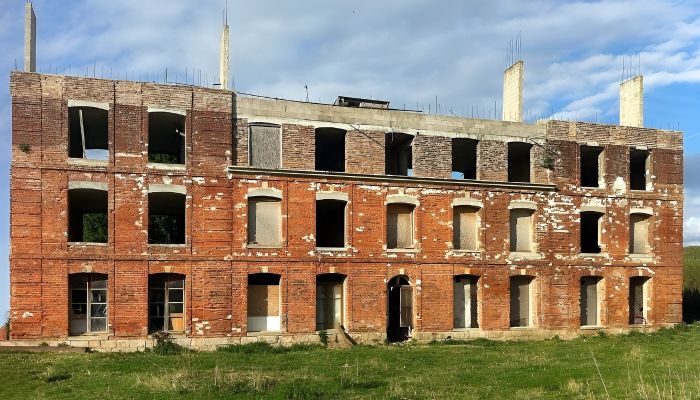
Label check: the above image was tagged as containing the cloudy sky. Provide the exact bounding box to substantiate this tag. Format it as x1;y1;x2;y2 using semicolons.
0;0;699;319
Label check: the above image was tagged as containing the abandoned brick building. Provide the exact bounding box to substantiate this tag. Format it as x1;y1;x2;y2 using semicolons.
7;4;683;349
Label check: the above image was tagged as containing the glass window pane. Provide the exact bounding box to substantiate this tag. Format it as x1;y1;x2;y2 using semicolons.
168;303;183;314
168;289;183;302
91;290;107;303
91;277;107;289
90;318;107;332
71;304;87;316
168;279;184;288
91;303;107;318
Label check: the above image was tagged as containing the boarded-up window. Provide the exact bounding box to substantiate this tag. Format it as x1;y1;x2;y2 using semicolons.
249;124;281;169
510;276;533;327
629;277;649;324
399;285;413;328
247;273;281;332
629;213;650;254
387;204;415;249
580;276;601;326
453;206;479;250
510;208;534;252
454;276;479;329
248;197;281;246
316;274;344;330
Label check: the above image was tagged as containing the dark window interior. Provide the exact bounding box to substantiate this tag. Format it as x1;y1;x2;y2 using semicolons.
249;273;281;286
148;274;185;333
508;142;532;182
580;212;602;253
580;146;603;187
68;189;108;243
452;138;478;179
630;149;649;190
315;128;346;172
148;112;185;164
316;199;346;248
386;132;413;176
148;192;186;244
69;107;108;159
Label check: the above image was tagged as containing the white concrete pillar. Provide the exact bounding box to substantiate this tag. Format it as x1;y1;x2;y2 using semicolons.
620;76;643;127
502;60;523;122
24;1;36;72
219;23;230;90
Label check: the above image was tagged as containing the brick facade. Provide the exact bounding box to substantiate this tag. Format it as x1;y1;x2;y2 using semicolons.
8;72;684;347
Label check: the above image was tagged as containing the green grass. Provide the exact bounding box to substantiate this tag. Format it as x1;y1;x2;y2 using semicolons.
1;326;700;399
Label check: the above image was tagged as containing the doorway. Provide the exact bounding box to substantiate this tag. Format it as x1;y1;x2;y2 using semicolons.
387;276;412;342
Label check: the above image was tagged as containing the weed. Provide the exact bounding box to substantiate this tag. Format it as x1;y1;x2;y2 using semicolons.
18;143;31;153
318;330;329;347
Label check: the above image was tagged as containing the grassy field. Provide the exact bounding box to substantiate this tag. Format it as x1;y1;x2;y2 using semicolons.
1;326;699;399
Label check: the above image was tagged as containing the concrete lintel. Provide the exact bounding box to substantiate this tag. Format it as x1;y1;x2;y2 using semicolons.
630;207;653;216
147;107;187;116
316;191;349;202
580;204;606;214
508;200;537;210
68;181;108;191
246;187;282;199
385;194;419;206
148;184;186;195
452;198;483;208
67;100;110;111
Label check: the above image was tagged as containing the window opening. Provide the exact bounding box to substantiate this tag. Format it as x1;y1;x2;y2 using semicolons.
148;112;185;164
451;138;478;179
630;149;650;190
316;274;345;331
249;124;281;169
68;188;108;243
580;211;603;253
315;128;346;172
387;203;415;249
509;276;533;327
316;199;346;248
248;197;282;247
508;142;532;182
385;132;413;176
453;206;479;250
387;276;412;342
148;274;185;333
69;107;108;160
148;192;186;245
580;276;602;326
580;146;604;188
629;277;650;324
69;274;108;335
453;275;479;329
247;273;281;332
629;213;650;254
509;208;534;252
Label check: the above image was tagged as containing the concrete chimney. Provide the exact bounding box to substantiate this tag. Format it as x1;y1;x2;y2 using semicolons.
620;76;643;127
502;60;523;122
219;11;230;90
24;1;36;72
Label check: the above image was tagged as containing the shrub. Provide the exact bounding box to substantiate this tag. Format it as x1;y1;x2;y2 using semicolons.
318;330;329;347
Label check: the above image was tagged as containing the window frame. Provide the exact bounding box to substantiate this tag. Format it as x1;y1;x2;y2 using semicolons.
69;274;108;335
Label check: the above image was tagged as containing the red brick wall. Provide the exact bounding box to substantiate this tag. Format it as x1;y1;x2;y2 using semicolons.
8;73;683;341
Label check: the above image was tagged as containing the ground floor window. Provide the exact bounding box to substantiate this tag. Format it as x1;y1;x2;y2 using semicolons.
454;275;479;329
509;276;534;327
149;274;185;333
69;274;108;335
629;277;650;325
580;276;602;326
248;273;281;332
316;274;345;331
387;276;412;342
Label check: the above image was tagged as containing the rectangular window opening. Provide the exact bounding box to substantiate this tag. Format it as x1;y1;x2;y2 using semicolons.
387;203;415;249
508;142;532;182
69;107;108;160
315;128;346;172
509;208;534;252
580;276;602;326
148;112;185;164
629;213;650;255
148;192;186;245
510;276;533;327
385;132;413;176
248;197;282;247
580;146;604;188
453;276;479;329
316;274;345;331
69;274;108;335
453;206;479;251
630;149;650;190
249;124;281;169
580;212;603;253
316;199;346;248
68;189;108;243
148;274;185;333
451;138;478;179
629;277;650;324
248;273;281;332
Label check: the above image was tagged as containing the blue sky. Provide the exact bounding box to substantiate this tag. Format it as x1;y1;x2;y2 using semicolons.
1;0;699;321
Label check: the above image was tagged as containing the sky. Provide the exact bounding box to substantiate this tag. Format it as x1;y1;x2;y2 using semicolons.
0;0;699;321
